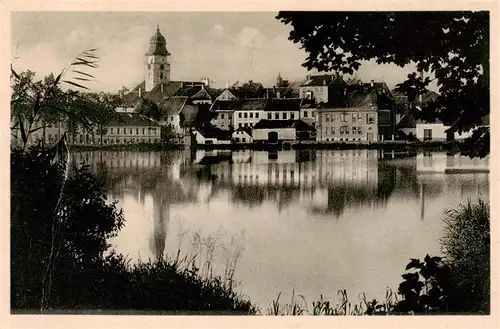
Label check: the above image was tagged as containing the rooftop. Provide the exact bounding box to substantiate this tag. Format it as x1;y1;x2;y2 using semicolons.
253;119;314;131
108;112;161;127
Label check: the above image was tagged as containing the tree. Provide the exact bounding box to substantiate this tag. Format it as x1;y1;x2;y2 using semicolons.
135;97;161;121
11;49;100;150
276;11;489;157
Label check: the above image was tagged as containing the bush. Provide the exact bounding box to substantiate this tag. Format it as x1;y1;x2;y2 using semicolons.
440;199;490;313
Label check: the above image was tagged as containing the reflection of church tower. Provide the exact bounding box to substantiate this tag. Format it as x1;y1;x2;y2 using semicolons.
145;25;171;92
150;190;169;259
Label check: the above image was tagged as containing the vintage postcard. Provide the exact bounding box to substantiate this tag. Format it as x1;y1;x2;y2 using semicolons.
2;1;498;329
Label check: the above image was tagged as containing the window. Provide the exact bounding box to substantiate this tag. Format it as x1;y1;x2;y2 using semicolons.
256;112;259;118
324;127;328;135
136;128;139;134
250;112;253;118
291;113;295;119
239;123;242;128
367;113;376;124
111;128;114;134
331;127;335;135
129;128;132;134
304;111;308;118
239;113;242;118
143;128;145;134
244;113;248;118
275;113;279;119
352;114;357;122
332;114;336;122
268;113;272;119
283;112;287;120
242;138;246;143
221;113;225;119
352;126;357;134
244;123;248;127
123;129;126;135
325;114;330;122
341;113;347;122
117;128;120;134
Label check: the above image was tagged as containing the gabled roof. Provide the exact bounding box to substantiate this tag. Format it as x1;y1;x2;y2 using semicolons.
264;98;302;112
144;82;183;102
108;112;161;127
253;119;314;130
190;85;216;101
300;74;345;87
210;99;237;112
300;98;316;109
232;98;268;111
159;96;188;116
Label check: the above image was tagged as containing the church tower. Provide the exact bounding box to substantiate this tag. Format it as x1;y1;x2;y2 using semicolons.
145;25;171;92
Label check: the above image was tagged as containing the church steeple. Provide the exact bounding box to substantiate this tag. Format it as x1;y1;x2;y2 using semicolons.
145;25;171;92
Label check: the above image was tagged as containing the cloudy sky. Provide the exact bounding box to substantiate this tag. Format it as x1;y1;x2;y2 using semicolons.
11;11;418;92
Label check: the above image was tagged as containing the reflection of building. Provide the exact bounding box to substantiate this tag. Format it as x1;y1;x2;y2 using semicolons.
416;152;489;173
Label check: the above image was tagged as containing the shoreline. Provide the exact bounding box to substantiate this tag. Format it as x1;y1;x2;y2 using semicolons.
68;141;467;153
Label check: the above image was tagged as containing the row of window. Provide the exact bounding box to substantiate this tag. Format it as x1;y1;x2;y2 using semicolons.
238;112;260;119
323;113;376;124
109;127;159;135
267;112;296;120
323;138;367;142
323;126;373;135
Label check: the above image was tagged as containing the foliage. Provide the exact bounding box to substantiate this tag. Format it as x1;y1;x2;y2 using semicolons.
395;255;451;313
276;11;490;157
11;146;125;310
11;49;100;149
135;97;162;121
441;199;490;313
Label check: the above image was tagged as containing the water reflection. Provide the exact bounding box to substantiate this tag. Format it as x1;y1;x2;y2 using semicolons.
70;149;489;307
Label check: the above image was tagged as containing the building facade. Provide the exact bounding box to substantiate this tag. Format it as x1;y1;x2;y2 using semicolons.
316;108;378;142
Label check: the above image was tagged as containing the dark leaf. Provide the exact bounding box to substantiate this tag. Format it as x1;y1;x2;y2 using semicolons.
405;258;422;270
63;80;89;90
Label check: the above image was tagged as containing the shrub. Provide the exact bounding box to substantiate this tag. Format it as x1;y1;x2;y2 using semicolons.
440;199;490;313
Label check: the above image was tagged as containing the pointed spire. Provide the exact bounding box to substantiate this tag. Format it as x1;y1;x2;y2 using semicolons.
156;20;160;32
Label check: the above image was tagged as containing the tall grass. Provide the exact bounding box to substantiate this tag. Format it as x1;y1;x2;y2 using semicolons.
98;230;256;314
266;288;399;316
440;198;490;313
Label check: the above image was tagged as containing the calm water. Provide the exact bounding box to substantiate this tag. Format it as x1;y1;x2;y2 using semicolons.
71;149;489;309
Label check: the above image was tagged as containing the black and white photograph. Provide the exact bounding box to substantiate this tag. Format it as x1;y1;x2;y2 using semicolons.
5;4;497;327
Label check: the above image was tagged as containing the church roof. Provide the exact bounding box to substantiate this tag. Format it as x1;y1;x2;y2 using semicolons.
146;27;171;56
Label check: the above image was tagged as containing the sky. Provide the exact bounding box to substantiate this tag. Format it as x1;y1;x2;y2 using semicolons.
11;11;419;93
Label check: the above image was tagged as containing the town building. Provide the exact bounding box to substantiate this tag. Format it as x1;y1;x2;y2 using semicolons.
232;127;253;143
252;119;315;143
68;112;161;145
299;73;347;104
209;100;234;130
232;98;267;129
316;107;378;143
192;126;232;145
263;98;302;121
